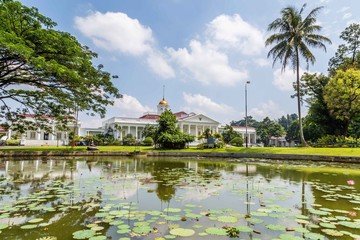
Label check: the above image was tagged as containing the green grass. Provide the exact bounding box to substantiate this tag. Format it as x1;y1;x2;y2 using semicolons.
1;145;360;157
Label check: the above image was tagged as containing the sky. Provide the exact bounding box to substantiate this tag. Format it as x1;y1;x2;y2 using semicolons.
18;0;360;128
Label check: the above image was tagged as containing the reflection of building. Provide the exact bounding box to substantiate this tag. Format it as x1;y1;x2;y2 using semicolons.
6;114;80;146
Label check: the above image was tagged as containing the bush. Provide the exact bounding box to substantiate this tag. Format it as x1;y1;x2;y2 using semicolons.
316;135;337;147
142;137;154;146
122;134;136;146
229;137;244;147
6;139;20;146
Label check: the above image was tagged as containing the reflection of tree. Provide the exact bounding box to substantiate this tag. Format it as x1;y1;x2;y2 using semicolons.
150;161;186;202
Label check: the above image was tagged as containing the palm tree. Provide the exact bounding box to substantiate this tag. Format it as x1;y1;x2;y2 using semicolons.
265;4;331;146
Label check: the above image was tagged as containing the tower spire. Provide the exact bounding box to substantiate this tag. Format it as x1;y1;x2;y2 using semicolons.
162;85;165;100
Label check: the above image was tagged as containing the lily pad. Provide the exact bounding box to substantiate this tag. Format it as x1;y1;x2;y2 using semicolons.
217;215;238;223
205;227;227;236
72;230;96;239
169;228;195;237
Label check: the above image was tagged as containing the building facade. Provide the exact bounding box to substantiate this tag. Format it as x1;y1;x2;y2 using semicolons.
6;114;80;146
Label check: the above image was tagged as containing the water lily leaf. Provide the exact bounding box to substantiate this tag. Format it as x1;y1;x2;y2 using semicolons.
0;223;8;230
338;221;360;229
28;218;44;223
205;227;227;236
169;228;195;237
132;225;152;234
279;234;304;240
319;222;336;229
20;224;38;229
72;230;97;239
217;215;238;223
89;236;106;240
304;232;325;240
321;229;344;236
266;224;286;231
235;225;253;232
164;208;181;213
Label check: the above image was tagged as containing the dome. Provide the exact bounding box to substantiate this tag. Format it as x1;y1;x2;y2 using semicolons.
159;99;168;106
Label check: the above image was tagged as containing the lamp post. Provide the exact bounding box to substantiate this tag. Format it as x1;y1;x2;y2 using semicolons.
245;81;250;148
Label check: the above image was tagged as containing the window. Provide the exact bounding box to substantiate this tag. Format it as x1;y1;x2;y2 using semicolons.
30;132;36;140
44;133;49;140
57;132;62;140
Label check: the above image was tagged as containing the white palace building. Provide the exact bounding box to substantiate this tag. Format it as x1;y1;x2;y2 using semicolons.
85;97;257;146
6;97;257;146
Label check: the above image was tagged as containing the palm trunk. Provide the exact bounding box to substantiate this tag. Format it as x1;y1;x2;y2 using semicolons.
296;51;307;146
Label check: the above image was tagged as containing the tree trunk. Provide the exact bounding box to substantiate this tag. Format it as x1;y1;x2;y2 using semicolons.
296;50;308;146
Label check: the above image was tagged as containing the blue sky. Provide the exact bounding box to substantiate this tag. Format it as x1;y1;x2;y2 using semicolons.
19;0;360;127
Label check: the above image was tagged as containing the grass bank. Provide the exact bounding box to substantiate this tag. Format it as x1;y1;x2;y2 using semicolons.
1;145;360;157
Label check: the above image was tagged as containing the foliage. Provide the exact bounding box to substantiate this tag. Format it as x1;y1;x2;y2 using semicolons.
230;116;259;128
226;227;240;238
142;137;154;146
299;73;347;137
221;125;241;144
5;139;20;146
316;135;337;147
256;117;286;146
328;23;360;75
155;110;194;149
142;125;157;140
278;114;298;131
266;3;331;146
324;69;360;135
285;119;300;142
122;133;136;146
0;0;121;132
229;136;244;147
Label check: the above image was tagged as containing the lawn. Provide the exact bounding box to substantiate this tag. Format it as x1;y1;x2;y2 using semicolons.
1;145;360;157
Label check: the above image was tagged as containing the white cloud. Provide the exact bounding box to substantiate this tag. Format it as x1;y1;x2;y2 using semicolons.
168;40;248;86
74;11;154;56
254;58;271;67
146;52;175;79
343;13;352;20
207;14;265;55
272;67;305;91
112;94;153;116
248;100;286;120
182;92;236;116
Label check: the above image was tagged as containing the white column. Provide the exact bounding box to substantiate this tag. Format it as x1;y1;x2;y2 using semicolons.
127;126;130;136
120;126;123;140
37;129;41;140
135;126;138;139
188;125;191;134
181;123;184;133
8;129;12;139
195;125;198;137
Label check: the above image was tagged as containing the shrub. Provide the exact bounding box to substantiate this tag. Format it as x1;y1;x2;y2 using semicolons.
142;137;154;146
316;135;337;147
229;137;244;147
6;139;20;146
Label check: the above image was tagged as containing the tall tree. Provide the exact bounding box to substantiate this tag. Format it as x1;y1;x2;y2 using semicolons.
328;23;360;75
0;0;121;131
324;69;360;135
256;117;285;147
155;110;194;149
265;4;331;146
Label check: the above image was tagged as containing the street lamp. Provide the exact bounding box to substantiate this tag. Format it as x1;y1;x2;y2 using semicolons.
245;81;250;148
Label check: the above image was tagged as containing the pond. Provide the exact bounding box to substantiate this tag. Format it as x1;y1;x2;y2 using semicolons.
0;156;360;240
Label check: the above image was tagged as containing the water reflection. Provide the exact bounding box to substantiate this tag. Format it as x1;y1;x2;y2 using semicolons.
0;157;360;239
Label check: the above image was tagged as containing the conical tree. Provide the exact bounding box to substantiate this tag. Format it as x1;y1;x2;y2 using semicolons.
265;4;331;146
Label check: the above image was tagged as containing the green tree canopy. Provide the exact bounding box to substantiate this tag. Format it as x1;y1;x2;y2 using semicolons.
221;125;241;144
324;69;360;135
266;3;331;146
155;109;194;149
328;23;360;75
0;0;121;131
256;117;285;147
